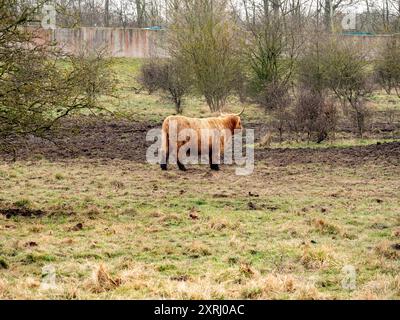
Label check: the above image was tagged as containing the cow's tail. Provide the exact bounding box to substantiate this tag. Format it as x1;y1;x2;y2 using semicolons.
160;119;169;170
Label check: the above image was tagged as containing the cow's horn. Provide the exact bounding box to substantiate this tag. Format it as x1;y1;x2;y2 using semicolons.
236;106;245;116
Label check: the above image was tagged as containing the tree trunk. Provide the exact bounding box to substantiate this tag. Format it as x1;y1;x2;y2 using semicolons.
78;0;82;23
136;0;146;27
262;0;269;18
324;0;332;32
175;98;182;114
272;0;280;17
104;0;110;27
357;110;364;138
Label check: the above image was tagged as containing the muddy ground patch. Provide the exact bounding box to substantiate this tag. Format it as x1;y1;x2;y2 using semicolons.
0;207;45;219
0;117;399;166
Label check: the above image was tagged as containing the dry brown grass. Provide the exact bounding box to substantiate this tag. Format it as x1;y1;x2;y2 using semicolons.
90;264;122;293
186;241;212;257
209;217;238;231
0;159;399;299
300;245;338;270
355;275;400;300
0;278;6;296
375;241;400;260
240;273;325;299
259;131;273;148
311;218;342;235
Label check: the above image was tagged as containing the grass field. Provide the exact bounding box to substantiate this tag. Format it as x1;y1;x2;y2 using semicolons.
1;160;399;299
0;58;399;299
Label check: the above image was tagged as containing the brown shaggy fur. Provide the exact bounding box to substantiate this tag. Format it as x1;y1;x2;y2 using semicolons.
160;114;243;171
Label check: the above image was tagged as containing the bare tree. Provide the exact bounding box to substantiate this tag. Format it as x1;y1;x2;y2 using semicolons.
375;36;400;97
0;0;116;157
167;0;241;112
320;40;373;137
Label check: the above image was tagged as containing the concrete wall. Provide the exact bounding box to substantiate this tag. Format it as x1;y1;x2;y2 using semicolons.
37;27;397;58
340;34;396;58
42;27;165;58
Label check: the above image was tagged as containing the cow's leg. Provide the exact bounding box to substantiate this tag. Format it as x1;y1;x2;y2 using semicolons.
160;154;168;170
160;146;169;170
209;149;219;171
176;144;187;171
210;163;219;171
177;160;187;171
160;129;169;170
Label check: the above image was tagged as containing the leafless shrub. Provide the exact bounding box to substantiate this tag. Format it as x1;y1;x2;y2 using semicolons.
137;60;162;94
137;59;191;113
294;89;338;143
257;82;293;142
375;37;400;97
231;68;249;104
298;38;373;138
323;42;374;137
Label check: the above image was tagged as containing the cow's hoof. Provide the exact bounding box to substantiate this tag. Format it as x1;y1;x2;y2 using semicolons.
177;162;187;171
160;164;167;171
210;164;220;171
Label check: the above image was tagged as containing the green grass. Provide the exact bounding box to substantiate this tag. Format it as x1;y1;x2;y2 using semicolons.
368;91;400;111
262;138;400;149
0;160;399;299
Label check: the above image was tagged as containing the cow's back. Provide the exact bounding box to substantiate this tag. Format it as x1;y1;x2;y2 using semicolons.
164;115;226;131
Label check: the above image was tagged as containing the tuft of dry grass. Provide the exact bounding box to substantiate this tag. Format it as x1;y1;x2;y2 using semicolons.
374;241;400;260
84;205;101;218
311;218;342;235
392;228;400;238
110;180;125;189
90;264;122;293
295;284;324;300
186;241;212;257
259;131;273;148
0;278;6;296
263;273;296;294
355;275;400;300
165;277;227;299
239;262;255;277
209;218;238;231
300;245;337;270
158;213;182;225
240;273;324;299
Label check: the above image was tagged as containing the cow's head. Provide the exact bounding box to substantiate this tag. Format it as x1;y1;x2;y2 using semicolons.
220;107;244;133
